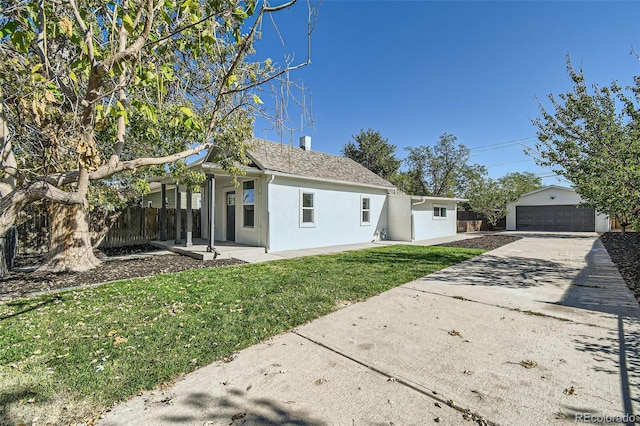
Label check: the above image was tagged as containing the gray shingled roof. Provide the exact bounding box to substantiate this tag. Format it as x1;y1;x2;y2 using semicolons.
245;139;396;188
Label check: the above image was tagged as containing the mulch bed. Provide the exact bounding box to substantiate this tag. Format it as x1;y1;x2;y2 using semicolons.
599;232;640;303
1;246;245;300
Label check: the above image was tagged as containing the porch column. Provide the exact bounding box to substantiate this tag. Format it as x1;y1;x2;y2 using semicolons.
160;183;167;241
174;184;182;244
185;190;193;247
206;174;215;252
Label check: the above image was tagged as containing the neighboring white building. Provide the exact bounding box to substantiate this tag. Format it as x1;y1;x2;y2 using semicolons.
387;195;464;241
164;137;463;252
506;185;609;232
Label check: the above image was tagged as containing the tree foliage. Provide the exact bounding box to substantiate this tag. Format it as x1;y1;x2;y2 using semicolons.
403;133;480;197
341;129;401;180
532;59;640;231
465;171;542;226
0;0;312;270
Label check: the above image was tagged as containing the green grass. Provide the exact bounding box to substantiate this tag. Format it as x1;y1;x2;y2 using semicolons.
0;245;483;424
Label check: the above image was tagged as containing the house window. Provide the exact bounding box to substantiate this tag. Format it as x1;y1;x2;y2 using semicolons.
243;181;254;227
361;197;371;225
434;206;447;218
300;191;315;227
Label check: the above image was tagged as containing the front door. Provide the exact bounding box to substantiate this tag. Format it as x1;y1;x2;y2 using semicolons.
226;191;236;241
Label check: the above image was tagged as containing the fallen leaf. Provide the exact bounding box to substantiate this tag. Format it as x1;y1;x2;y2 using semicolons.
520;360;538;369
114;336;128;345
107;330;117;337
231;412;246;421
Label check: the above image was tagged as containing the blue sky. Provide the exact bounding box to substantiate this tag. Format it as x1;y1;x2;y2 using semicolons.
251;0;640;185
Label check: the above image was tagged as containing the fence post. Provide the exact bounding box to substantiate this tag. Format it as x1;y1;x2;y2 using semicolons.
0;237;6;277
5;226;17;270
175;185;182;244
185;191;193;247
160;183;167;241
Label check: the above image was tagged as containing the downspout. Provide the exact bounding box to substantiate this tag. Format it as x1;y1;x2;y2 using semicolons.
411;198;428;241
266;174;275;252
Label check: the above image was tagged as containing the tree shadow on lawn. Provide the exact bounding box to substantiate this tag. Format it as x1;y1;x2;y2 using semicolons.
0;385;48;426
413;254;576;289
0;296;59;321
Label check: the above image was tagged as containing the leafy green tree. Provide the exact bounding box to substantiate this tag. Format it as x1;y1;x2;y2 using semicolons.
0;0;312;271
532;59;640;233
403;133;480;197
465;171;542;226
341;129;401;180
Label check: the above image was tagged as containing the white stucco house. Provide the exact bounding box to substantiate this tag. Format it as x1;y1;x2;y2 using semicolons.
506;185;609;232
160;137;464;252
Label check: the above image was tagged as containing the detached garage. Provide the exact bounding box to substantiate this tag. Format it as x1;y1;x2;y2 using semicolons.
506;186;610;232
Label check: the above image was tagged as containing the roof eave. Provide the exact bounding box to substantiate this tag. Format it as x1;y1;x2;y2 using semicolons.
266;170;396;191
408;195;468;203
519;185;574;198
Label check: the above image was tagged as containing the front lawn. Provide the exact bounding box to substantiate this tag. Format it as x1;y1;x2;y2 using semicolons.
0;245;483;425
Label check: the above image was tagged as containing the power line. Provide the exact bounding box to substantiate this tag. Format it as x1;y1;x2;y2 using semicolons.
485;159;535;169
469;136;537;154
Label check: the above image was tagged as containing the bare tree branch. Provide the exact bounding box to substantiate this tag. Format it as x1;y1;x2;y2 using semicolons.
89;142;213;179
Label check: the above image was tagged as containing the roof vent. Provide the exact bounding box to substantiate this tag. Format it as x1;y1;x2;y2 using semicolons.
299;136;311;151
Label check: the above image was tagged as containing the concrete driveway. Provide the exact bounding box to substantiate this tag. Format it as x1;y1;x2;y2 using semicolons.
99;232;640;426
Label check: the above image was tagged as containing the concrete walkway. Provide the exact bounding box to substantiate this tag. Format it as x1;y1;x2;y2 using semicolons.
99;232;640;426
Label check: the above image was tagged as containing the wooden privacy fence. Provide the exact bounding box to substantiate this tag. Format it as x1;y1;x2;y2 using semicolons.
609;218;636;232
456;210;506;233
99;207;202;248
15;206;202;253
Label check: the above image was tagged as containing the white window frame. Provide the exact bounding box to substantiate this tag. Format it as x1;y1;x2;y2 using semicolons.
300;190;315;227
433;205;447;220
242;180;255;228
361;196;371;226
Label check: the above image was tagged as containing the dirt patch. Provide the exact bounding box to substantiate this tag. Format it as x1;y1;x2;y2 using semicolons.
599;232;640;303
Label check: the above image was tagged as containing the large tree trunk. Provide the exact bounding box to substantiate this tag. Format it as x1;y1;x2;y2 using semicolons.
38;203;101;272
0;188;27;237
